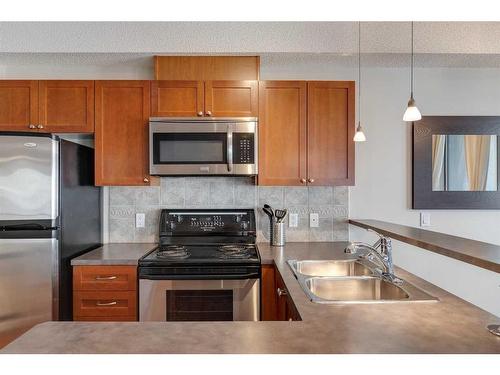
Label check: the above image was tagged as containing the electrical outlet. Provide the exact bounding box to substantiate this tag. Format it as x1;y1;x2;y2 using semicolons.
420;212;431;227
289;213;299;228
136;213;146;228
309;213;319;228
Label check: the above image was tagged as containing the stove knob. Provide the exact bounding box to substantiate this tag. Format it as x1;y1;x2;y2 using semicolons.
170;221;176;230
241;221;249;230
177;216;183;223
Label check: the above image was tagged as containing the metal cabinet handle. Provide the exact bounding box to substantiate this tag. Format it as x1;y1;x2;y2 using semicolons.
37;125;44;129
307;178;315;183
197;111;203;116
205;111;212;116
143;177;150;183
95;275;117;280
226;124;233;173
277;287;288;297
300;178;306;184
96;301;117;306
28;124;36;129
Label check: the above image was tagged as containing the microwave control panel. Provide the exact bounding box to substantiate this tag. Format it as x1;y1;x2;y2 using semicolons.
233;133;255;164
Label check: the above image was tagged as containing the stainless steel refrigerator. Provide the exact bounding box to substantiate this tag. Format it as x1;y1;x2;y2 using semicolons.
0;133;101;347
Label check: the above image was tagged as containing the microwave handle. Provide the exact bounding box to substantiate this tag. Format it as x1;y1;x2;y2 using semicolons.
227;125;233;173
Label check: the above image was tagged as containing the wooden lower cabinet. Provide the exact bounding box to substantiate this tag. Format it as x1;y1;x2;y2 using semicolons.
73;265;138;321
261;264;301;321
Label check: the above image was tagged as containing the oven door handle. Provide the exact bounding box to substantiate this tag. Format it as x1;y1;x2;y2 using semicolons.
227;125;233;173
139;272;261;280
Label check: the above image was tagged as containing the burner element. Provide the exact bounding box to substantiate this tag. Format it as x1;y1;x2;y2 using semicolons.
217;245;253;259
156;245;190;259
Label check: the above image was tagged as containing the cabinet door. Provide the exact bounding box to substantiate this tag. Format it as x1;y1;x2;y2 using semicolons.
258;81;307;186
151;80;204;117
95;81;151;186
39;80;94;133
0;80;38;131
205;80;258;117
261;265;278;321
275;269;288;321
307;81;355;186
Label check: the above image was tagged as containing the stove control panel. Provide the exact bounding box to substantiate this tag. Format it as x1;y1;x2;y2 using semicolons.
160;209;256;236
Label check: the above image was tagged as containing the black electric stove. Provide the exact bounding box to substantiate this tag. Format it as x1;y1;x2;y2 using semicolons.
138;209;261;280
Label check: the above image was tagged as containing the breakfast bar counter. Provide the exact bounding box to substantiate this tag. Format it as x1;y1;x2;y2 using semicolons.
3;242;500;354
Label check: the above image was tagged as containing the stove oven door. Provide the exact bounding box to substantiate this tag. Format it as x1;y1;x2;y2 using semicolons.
139;278;260;322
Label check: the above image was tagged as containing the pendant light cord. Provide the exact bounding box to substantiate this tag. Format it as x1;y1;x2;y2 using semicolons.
410;21;414;98
358;21;361;124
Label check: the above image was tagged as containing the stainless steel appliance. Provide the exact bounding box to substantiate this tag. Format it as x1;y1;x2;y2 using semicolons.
139;209;260;321
0;133;101;347
149;117;258;176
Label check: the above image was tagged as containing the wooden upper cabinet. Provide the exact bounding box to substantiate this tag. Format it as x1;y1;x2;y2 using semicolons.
154;56;260;80
0;80;38;131
205;80;258;117
39;80;94;133
95;81;151;186
258;81;307;186
151;80;204;117
307;81;355;186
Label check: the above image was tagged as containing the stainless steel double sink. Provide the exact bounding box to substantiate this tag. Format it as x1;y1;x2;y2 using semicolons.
287;259;438;304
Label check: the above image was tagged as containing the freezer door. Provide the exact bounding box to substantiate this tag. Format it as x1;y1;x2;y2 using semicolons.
0;238;57;348
0;135;58;221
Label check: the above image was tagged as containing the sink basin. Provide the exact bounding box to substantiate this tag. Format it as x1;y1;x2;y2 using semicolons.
306;276;409;302
288;259;374;277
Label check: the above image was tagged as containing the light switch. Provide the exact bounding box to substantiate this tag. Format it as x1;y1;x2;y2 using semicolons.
420;212;431;227
310;213;319;228
289;213;299;228
136;213;146;228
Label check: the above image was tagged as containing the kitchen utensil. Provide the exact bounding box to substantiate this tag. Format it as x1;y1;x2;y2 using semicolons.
264;204;274;217
275;209;288;223
263;206;274;220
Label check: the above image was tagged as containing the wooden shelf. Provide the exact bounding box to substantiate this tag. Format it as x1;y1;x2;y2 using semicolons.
349;219;500;273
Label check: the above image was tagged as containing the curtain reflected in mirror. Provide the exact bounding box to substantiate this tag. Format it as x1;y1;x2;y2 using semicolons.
432;135;498;191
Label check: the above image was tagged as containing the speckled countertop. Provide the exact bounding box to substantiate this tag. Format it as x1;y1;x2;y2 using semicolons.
70;243;157;265
3;242;500;354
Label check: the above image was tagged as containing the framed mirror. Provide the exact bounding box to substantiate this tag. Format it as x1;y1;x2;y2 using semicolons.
413;116;500;209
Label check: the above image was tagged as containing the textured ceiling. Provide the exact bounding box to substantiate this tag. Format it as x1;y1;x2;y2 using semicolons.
2;22;500;54
4;52;500;69
3;22;500;69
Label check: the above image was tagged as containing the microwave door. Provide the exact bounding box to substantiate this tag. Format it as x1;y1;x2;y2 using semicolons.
149;120;258;176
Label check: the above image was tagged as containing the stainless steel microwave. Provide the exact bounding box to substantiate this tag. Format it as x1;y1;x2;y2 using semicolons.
149;117;258;176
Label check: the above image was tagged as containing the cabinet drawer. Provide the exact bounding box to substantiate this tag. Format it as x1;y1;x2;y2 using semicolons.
73;266;137;291
73;291;137;318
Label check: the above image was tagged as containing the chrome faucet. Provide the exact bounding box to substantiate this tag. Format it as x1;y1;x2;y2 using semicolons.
344;229;402;284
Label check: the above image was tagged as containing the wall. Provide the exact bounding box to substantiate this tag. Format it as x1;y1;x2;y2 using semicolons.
349;67;500;317
108;178;349;243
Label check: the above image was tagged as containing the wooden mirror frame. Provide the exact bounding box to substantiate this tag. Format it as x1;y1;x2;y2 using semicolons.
413;116;500;209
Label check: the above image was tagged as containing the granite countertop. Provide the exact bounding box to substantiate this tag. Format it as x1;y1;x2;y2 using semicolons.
3;242;500;354
70;243;157;266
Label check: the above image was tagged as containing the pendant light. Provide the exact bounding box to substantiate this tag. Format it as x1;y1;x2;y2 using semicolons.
353;21;367;142
403;21;422;122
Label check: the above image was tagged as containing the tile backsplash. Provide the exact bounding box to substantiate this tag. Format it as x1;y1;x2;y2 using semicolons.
108;177;349;243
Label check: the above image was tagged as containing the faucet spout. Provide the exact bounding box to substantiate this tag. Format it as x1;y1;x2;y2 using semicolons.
344;230;401;284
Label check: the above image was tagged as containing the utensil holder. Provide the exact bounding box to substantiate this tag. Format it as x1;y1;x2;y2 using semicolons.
271;221;285;247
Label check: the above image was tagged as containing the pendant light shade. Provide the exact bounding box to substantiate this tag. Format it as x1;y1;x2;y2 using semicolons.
354;22;366;142
353;122;367;142
404;22;422;122
403;96;422;122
